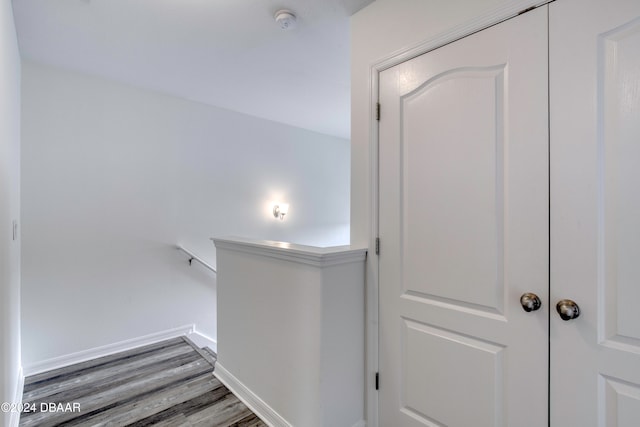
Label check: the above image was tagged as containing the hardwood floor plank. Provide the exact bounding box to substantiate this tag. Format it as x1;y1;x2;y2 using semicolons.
148;413;191;427
25;350;202;410
23;344;197;402
181;336;217;368
128;381;231;426
20;358;214;427
202;347;217;359
230;414;268;427
187;394;254;426
65;373;221;427
24;337;186;387
19;336;265;427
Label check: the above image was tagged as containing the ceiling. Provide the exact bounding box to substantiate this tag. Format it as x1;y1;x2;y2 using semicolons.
12;0;375;140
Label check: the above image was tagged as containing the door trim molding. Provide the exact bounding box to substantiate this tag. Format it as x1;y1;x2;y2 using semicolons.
365;1;550;426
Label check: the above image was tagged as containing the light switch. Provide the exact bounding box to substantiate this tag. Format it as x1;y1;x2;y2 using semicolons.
12;220;17;241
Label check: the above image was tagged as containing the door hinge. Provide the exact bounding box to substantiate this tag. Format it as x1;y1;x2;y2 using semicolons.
375;237;380;255
375;372;379;390
376;102;381;121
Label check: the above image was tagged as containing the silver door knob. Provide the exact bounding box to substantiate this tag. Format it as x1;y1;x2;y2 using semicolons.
556;299;580;321
520;293;542;312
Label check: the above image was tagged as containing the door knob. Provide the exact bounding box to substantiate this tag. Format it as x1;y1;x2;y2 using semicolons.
520;293;542;312
556;299;580;321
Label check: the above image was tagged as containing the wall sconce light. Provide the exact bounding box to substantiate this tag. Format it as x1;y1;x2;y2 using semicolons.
273;203;289;220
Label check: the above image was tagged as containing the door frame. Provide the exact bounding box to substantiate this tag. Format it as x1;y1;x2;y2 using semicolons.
365;1;551;425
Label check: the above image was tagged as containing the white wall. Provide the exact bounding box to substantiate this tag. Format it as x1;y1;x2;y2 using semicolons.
0;0;21;424
21;62;350;366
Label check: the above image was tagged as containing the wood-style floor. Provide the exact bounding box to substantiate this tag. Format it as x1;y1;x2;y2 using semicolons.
19;337;266;427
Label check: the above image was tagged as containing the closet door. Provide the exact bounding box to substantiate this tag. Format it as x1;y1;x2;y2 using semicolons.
550;0;640;425
378;7;548;426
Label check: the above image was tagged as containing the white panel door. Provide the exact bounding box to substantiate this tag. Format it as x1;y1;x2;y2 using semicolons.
550;0;640;425
378;7;549;427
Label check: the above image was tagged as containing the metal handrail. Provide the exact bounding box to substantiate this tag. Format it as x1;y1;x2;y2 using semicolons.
176;245;217;274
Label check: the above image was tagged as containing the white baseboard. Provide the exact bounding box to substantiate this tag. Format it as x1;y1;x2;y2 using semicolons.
23;324;196;376
9;366;24;427
214;363;291;427
186;329;217;353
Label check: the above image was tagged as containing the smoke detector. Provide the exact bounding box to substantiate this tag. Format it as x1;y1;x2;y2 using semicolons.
274;9;297;30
